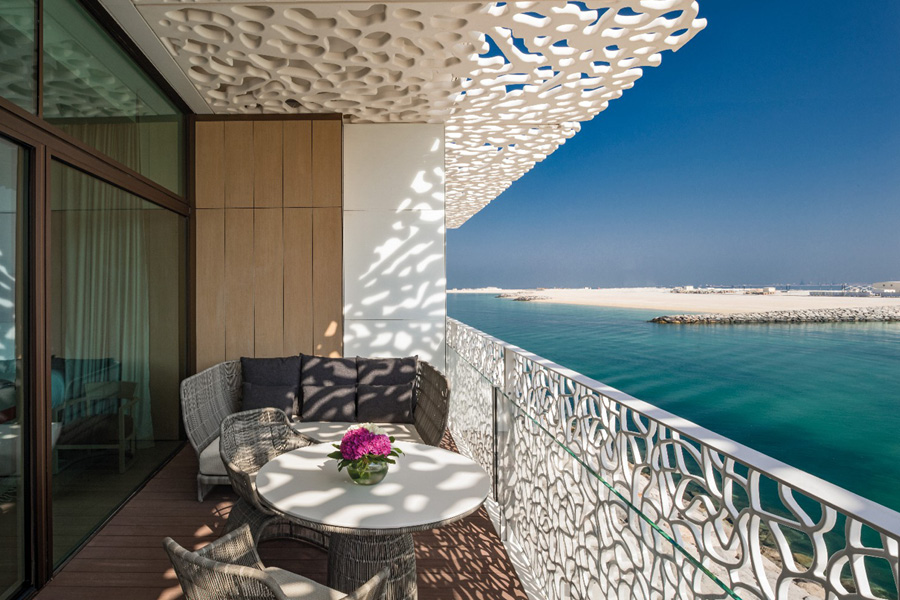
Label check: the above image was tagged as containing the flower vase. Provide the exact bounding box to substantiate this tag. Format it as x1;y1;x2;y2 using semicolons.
347;461;388;485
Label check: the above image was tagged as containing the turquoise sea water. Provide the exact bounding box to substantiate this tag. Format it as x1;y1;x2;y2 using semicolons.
448;293;900;513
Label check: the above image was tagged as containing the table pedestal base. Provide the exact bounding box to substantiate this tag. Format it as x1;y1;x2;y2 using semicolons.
328;532;417;600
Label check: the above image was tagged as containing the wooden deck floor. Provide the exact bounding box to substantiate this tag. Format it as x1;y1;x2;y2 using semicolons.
36;434;529;600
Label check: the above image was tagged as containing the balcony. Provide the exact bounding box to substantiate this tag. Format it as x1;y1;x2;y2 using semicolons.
31;318;900;600
4;1;897;598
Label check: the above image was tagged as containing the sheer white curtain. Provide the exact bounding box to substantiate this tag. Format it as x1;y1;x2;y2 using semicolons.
52;122;154;441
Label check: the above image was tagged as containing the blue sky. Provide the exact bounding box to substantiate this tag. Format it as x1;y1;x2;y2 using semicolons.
447;2;900;288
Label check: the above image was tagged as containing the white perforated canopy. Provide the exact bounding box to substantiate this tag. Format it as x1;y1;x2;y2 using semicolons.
102;0;706;226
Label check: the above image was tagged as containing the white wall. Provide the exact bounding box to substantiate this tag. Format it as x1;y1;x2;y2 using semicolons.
343;124;446;369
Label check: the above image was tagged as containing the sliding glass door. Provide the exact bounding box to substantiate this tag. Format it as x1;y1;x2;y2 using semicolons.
0;137;28;600
50;161;186;565
1;0;189;588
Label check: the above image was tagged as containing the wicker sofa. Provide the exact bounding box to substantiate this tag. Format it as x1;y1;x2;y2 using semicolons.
181;358;450;501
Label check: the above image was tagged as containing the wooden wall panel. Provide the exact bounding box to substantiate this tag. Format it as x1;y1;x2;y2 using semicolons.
254;122;283;208
224;122;254;208
192;118;342;370
253;209;284;357
283;208;313;355
313;207;342;357
312;121;341;207
224;209;255;360
195;122;224;208
194;209;225;370
283;121;312;207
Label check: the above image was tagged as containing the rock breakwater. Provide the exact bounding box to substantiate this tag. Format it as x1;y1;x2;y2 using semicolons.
651;306;900;324
496;293;549;302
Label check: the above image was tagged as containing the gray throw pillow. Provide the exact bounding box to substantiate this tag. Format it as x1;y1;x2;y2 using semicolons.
357;384;414;424
242;382;299;418
300;385;357;422
301;355;357;386
240;356;301;386
356;356;417;386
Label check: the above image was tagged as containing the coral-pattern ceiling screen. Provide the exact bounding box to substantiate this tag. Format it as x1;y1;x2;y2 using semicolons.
132;0;706;226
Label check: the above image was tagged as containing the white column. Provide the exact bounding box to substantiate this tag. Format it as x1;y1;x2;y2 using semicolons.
343;124;446;369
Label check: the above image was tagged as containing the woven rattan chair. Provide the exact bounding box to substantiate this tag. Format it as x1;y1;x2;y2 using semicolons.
412;360;451;446
182;359;450;501
164;524;388;600
219;408;328;549
181;360;243;501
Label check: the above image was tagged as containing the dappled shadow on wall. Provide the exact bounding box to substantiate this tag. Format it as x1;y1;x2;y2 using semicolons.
344;208;445;320
343;321;444;361
344;131;445;320
344;134;445;363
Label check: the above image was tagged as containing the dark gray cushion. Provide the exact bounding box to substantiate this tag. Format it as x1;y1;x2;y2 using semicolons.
242;382;298;418
301;355;357;386
357;384;414;424
300;385;357;422
240;356;301;386
356;356;417;386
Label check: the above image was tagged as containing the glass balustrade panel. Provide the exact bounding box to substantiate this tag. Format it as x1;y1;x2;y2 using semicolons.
446;344;741;600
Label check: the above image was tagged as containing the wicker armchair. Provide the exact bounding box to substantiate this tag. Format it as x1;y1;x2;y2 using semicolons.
182;358;450;501
164;524;388;600
219;408;327;549
181;360;242;501
413;360;451;447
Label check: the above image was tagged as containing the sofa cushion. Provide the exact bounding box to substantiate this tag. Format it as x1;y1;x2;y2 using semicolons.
356;356;417;386
300;385;356;422
300;355;357;386
242;383;299;418
357;384;414;424
292;421;424;445
198;436;228;476
52;358;121;400
240;356;301;386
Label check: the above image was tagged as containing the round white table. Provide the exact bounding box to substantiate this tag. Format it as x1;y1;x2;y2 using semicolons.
256;442;491;600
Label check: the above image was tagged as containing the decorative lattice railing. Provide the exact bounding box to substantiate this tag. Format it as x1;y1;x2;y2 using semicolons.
445;318;900;600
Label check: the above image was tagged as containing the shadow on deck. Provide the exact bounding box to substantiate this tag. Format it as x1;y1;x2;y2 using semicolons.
35;433;528;600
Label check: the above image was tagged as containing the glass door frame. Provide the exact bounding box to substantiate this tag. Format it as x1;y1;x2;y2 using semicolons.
0;37;191;598
0;120;51;598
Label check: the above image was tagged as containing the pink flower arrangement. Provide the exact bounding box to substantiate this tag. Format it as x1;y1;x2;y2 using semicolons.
338;426;393;460
327;423;403;478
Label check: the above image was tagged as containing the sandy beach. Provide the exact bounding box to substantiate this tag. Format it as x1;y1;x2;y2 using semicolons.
449;287;900;314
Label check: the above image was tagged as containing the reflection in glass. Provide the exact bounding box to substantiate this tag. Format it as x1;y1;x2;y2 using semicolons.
0;0;37;113
0;137;27;599
43;0;184;194
51;161;185;565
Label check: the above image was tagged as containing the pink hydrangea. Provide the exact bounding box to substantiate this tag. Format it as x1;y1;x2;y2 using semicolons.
339;427;393;461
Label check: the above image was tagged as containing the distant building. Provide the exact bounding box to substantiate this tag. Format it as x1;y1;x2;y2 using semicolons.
811;283;900;297
873;281;900;293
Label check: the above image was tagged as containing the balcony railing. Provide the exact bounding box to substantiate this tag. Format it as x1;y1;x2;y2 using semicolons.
445;318;900;600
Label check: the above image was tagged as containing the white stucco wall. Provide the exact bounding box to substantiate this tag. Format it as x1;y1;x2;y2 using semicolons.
343;124;446;369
